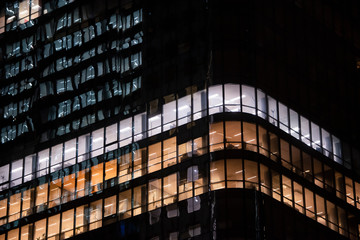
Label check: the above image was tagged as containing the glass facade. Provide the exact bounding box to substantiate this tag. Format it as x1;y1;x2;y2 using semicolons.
1;0;360;239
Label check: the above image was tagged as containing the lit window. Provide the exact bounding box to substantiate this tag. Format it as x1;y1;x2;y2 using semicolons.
49;178;61;208
104;195;116;217
22;188;33;217
148;179;162;211
7;228;19;240
47;214;60;240
119;190;131;219
163;173;177;205
163;137;177;168
227;159;243;188
9;193;21;222
210;160;225;190
148;142;161;173
209;122;224;152
62;173;75;203
36;182;48;212
89;200;102;230
61;209;74;239
34;219;46;240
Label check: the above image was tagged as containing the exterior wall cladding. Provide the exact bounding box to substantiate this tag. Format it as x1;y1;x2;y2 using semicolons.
1;0;360;239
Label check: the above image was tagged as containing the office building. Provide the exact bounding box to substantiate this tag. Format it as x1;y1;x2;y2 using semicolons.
0;0;360;239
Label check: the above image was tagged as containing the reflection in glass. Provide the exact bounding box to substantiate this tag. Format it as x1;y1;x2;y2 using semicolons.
119;190;131;219
227;159;243;188
210;160;225;190
61;209;74;239
148;179;162;211
209;122;224;152
89;200;102;230
225;122;241;149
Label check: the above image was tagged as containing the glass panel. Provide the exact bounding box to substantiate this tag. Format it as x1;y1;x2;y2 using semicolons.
323;164;334;190
8;228;19;240
133;148;146;179
345;177;355;205
60;173;74;203
148;142;161;173
24;156;34;183
76;170;87;198
289;109;299;139
337;207;348;236
177;95;191;126
208;85;223;115
311;122;321;152
244;160;258;190
163;173;177;205
209;122;224;152
104;195;116;217
313;158;323;188
321;129;332;157
193;136;207;156
258;126;268;156
260;164;270;195
193;89;207;120
11;159;23;186
227;159;243;188
18;0;30;24
224;84;240;112
119;118;132;147
36;182;48;212
119;190;131;219
257;89;267;118
179;166;195;201
225;121;241;149
49;178;61;208
134;112;147;141
316;195;326;226
133;185;146;216
278;102;288;133
51;144;63;172
22;188;33;217
291;146;302;174
34;219;46;240
243;122;257;152
75;205;87;235
148;114;161;137
91;128;104;157
355;182;360;209
47;214;60;240
293;182;304;213
327;200;338;232
332;135;342;164
105;123;118;145
0;198;7;225
105;159;117;181
91;163;103;193
269;132;279;161
335;171;345;200
78;134;91;162
300;116;310;146
302;152;312;182
9;193;21;222
163;137;177;168
304;188;315;219
37;149;49;177
163;100;176;131
21;224;31;240
280;139;291;169
282;176;293;207
64;139;76;162
119;151;131;183
148;179;162;211
267;96;278;126
241;85;256;114
89;200;102;230
210;160;225;190
61;209;74;239
272;170;281;201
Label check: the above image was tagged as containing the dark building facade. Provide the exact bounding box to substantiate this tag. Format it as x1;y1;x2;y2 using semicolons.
0;0;360;239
